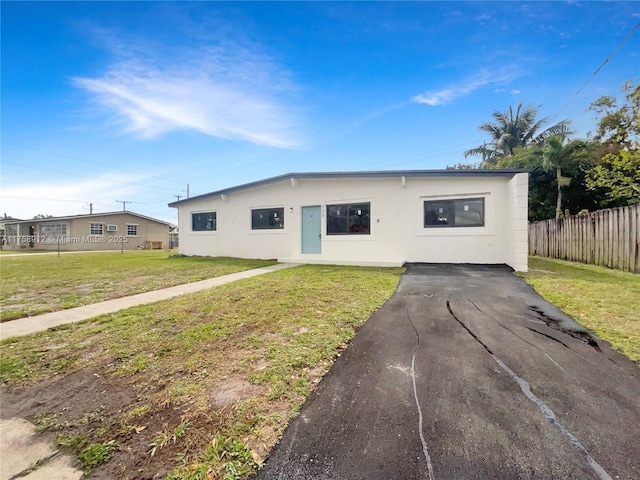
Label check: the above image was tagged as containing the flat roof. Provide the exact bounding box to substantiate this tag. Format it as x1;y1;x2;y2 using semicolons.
168;169;526;207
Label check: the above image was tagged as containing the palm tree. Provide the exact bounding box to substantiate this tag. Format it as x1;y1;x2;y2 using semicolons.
465;104;571;166
541;134;589;219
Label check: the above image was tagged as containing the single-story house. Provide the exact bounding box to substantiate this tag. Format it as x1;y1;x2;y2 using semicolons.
1;214;23;246
169;170;528;271
2;211;172;252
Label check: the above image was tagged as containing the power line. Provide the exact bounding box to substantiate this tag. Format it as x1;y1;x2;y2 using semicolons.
2;160;178;192
0;195;88;204
1;140;188;186
551;21;640;121
115;200;132;212
131;194;176;205
350;139;484;170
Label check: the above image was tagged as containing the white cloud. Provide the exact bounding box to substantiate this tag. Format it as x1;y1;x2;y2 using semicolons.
73;37;303;148
0;173;163;221
412;67;523;106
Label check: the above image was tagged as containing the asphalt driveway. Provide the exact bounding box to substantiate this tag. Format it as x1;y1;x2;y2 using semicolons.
255;264;640;480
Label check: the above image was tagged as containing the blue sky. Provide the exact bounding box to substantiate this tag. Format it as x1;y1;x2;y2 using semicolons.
1;1;638;224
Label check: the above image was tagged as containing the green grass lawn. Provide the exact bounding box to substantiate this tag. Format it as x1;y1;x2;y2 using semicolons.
0;251;275;321
0;264;404;478
520;256;640;363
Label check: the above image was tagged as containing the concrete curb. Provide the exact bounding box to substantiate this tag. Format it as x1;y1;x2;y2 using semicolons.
0;263;297;340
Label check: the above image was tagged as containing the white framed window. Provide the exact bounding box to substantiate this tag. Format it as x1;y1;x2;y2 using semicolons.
40;223;68;243
90;223;104;235
127;224;138;236
106;224;118;231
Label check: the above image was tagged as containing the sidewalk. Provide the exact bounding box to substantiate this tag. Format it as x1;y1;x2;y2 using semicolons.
0;263;296;479
0;263;296;340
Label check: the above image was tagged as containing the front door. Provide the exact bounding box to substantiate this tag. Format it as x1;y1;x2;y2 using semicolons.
29;225;35;248
301;206;321;254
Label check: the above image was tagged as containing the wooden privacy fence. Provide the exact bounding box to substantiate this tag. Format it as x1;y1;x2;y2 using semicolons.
529;203;640;273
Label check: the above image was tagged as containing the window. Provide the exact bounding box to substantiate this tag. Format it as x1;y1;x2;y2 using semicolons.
327;202;370;235
424;198;484;228
40;223;67;243
107;224;118;231
251;207;284;230
192;212;217;231
90;223;103;235
127;224;138;236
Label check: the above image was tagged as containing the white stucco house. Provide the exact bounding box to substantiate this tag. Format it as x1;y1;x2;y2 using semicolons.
169;170;529;271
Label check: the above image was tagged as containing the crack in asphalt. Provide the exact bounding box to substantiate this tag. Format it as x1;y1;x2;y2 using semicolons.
406;303;436;480
526;305;602;352
469;300;587;389
446;300;613;480
525;326;572;349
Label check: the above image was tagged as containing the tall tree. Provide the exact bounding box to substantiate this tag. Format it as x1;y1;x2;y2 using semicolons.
586;150;640;207
497;142;598;221
586;81;640;207
541;135;590;218
588;80;639;152
464;103;570;166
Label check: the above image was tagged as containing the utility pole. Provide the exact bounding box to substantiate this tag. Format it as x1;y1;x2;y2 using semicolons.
84;203;93;214
115;200;132;212
186;184;190;199
174;194;182;202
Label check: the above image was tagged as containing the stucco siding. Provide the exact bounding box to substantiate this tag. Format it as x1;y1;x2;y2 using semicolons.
176;173;528;271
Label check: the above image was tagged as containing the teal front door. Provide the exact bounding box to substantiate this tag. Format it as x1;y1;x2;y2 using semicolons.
302;206;321;254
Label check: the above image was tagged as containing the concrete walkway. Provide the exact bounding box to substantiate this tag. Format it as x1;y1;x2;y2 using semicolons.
0;263;296;340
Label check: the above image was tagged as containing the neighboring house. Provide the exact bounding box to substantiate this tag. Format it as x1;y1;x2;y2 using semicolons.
169;170;529;272
1;214;23;246
3;211;172;252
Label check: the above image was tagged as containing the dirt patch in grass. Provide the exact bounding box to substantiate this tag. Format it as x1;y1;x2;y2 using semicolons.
0;265;403;478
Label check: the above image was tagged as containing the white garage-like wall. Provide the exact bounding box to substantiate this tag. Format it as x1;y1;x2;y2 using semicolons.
171;171;528;271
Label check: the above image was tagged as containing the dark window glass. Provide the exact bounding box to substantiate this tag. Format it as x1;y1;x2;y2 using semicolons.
424;198;484;227
251;208;284;230
327;203;370;235
192;212;217;231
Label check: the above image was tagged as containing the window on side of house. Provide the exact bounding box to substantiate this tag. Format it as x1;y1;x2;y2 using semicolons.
326;202;371;235
192;212;217;231
127;224;138;236
424;198;485;228
90;223;104;235
251;207;284;230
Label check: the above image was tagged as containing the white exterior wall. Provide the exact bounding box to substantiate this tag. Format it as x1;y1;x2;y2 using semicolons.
176;174;528;271
508;172;529;272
